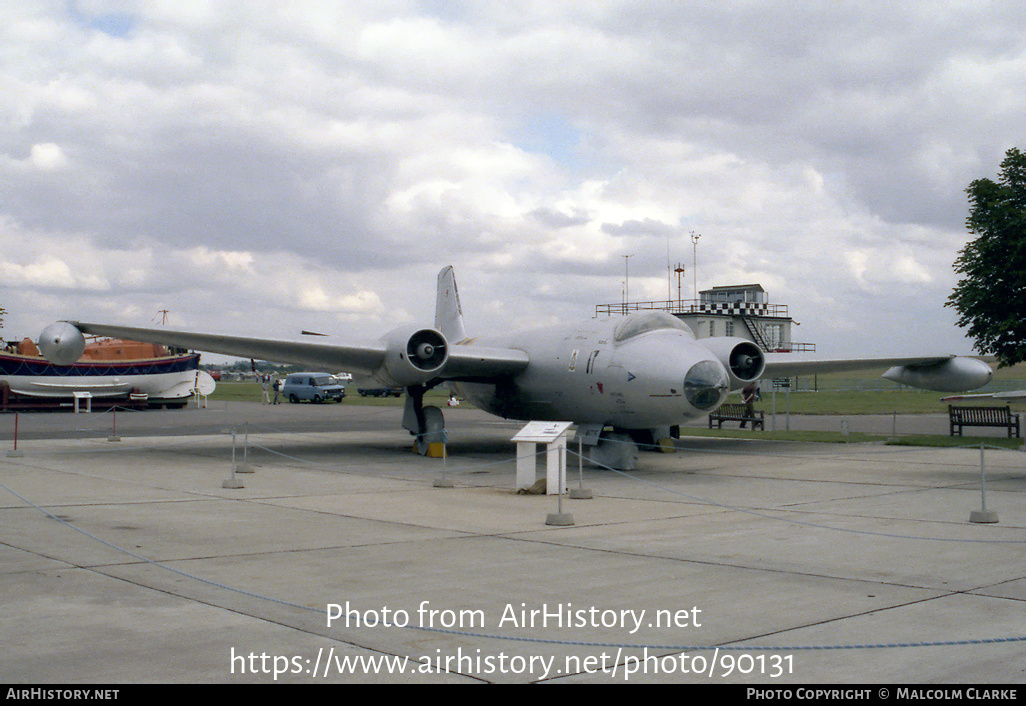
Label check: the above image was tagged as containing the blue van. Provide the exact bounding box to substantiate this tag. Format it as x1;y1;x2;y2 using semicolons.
282;373;345;403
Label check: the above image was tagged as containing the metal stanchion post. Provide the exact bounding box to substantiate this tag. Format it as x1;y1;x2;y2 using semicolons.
569;437;593;499
223;429;244;488
433;431;454;488
8;412;23;457
546;440;574;526
107;408;121;442
970;443;998;523
236;421;254;473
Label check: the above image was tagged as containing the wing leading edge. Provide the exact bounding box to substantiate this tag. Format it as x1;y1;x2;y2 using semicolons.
60;321;528;385
68;321;388;374
763;353;953;377
762;352;993;392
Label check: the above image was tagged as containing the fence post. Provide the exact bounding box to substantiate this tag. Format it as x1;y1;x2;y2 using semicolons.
7;412;23;457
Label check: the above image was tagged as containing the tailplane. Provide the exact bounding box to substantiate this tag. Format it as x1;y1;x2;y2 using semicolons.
435;266;468;343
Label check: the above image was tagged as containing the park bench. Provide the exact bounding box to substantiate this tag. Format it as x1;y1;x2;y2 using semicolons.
948;405;1021;438
708;403;764;431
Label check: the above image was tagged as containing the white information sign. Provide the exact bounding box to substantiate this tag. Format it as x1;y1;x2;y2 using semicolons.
512;421;573;495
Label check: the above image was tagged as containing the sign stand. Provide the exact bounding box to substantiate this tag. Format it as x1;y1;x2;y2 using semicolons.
73;391;92;413
512;421;575;526
512;422;573;495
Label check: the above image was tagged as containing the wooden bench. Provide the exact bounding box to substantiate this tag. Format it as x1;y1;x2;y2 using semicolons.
708;403;764;430
948;405;1021;438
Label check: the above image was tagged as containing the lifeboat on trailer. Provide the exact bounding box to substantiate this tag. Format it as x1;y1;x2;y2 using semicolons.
0;336;214;409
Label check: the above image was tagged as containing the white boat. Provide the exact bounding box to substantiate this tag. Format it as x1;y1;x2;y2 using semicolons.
0;337;215;409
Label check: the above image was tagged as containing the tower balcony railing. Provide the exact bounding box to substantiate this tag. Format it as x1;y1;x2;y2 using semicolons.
766;342;817;353
594;299;815;352
595;299;791;318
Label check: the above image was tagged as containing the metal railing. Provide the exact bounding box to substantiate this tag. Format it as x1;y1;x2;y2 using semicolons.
594;299;814;352
595;298;792;317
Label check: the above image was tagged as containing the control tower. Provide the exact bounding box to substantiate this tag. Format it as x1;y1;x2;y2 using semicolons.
594;283;814;353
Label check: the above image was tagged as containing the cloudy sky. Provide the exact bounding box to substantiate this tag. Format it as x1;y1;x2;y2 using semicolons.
2;1;1023;361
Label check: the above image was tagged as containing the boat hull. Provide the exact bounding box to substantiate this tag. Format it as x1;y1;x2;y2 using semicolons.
0;352;207;403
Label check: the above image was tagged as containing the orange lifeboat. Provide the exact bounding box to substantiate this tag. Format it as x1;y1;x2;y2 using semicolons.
80;338;170;361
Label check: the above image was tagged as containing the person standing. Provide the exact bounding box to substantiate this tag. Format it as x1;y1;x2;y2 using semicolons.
740;383;757;428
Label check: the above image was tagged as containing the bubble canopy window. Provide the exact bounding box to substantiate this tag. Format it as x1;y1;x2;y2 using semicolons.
613;311;692;342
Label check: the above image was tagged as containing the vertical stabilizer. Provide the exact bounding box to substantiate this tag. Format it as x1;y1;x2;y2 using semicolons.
435;266;468;343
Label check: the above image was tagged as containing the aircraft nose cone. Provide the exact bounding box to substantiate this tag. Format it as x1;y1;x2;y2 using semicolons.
684;360;729;411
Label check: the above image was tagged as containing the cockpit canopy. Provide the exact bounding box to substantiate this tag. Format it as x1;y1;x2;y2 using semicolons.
613;311;694;342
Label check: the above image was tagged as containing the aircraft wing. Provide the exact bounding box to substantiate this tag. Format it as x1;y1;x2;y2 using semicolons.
761;352;993;392
51;321;529;384
446;343;530;380
68;321;388;374
762;354;954;377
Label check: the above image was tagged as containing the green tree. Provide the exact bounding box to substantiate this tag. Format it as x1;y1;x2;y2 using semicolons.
947;147;1026;367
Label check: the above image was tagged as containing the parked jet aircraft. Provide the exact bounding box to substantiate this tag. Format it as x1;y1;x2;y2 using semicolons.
38;266;992;467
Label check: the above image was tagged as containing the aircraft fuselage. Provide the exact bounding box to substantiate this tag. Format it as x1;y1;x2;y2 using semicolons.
453;314;731;431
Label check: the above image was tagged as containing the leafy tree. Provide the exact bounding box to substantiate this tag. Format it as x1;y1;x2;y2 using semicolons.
947;147;1026;367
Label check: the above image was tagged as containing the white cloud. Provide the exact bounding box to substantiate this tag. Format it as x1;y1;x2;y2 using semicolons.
183;246;255;274
1;256;77;289
3;2;1019;357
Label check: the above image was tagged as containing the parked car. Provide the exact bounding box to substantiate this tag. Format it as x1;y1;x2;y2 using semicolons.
282;372;345;403
357;387;403;398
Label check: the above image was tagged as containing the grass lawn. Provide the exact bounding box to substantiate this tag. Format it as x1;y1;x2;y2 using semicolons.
209;369;1026;449
750;388;1026;415
210;382;448;405
761;362;1026;414
680;426;1025;450
214;378;1026;415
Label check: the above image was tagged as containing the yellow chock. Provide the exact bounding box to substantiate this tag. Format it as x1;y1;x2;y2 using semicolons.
426;442;446;458
657;438;676;453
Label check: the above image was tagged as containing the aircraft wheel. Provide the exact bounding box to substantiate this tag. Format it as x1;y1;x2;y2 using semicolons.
289;394;298;403
588;432;639;471
412;406;445;456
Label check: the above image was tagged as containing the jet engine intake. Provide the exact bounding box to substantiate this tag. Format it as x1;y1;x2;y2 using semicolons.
699;337;766;390
38;321;87;366
381;327;449;386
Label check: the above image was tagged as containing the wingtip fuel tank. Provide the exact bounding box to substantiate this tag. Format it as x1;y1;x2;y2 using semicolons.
37;321;86;366
882;357;993;392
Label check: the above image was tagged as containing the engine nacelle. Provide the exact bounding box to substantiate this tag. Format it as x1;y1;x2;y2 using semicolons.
379;326;449;387
882;357;993;392
699;337;766;390
38;321;86;366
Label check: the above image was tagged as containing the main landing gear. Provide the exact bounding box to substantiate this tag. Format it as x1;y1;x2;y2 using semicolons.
403;384;445;455
575;424;680;471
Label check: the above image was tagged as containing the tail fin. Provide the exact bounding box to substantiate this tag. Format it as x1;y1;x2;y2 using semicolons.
435;266;468;343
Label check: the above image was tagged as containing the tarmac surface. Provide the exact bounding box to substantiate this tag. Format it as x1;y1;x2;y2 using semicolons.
2;401;1025;684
